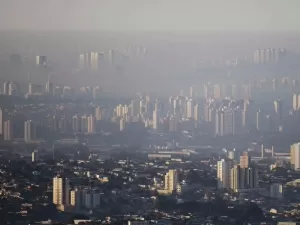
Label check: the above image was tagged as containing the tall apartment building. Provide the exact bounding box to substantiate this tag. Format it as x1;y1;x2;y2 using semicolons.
217;159;234;190
239;151;251;168
4;120;13;141
291;143;300;170
95;106;102;121
120;118;126;131
253;48;286;64
24;120;36;143
87;115;96;133
227;149;239;161
53;175;70;206
231;165;244;191
186;99;194;119
153;110;159;130
70;188;101;210
230;165;258;192
164;169;178;193
293;94;300;111
215;108;242;136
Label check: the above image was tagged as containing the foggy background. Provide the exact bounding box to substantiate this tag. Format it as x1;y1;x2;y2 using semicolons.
0;0;300;96
0;0;300;31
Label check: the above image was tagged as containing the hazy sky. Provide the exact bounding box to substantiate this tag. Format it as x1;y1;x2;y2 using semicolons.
0;0;299;31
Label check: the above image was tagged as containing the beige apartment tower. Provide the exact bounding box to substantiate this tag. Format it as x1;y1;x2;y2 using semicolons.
4;120;13;141
53;176;70;206
291;143;300;170
164;169;178;193
217;159;234;190
240;151;251;168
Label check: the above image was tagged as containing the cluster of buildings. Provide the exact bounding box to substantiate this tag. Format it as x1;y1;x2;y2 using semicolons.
217;152;259;192
204;83;252;100
78;45;147;71
0;112;37;143
53;175;101;212
7;53;47;67
1;78;103;100
0;80;299;143
0;109;14;141
218;149;286;200
253;48;286;64
202;83;300;136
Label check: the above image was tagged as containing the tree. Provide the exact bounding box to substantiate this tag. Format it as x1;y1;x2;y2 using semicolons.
187;169;201;184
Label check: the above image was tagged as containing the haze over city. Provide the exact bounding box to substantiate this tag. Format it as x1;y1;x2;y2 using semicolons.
1;1;300;225
1;0;300;31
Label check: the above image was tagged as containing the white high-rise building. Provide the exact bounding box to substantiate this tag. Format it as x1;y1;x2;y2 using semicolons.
89;52;104;70
116;104;124;117
87;116;96;133
189;86;194;98
90;52;99;70
227;149;238;161
4;120;13;141
153;110;159;130
274;99;283;121
194;104;200;121
186;99;194;119
217;159;234;190
28;83;33;95
95;107;101;121
32;150;39;162
256;109;262;131
24;120;36;143
3;81;9;95
120;118;126;131
164;169;178;193
293;94;300;111
53;176;70;206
